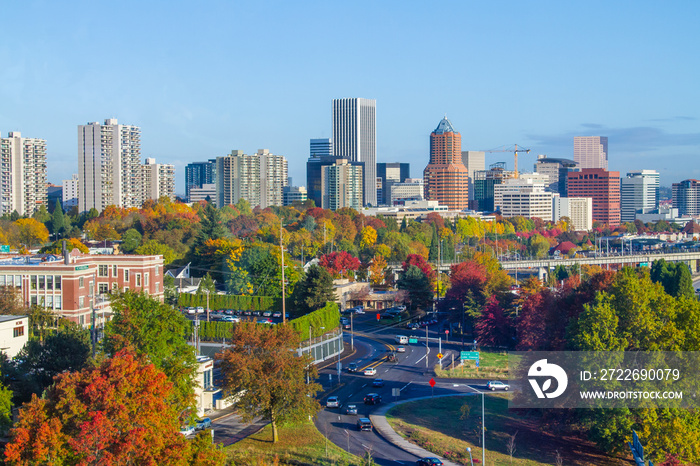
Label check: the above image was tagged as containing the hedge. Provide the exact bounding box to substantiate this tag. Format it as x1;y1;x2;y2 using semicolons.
288;302;340;341
178;293;277;311
194;320;236;342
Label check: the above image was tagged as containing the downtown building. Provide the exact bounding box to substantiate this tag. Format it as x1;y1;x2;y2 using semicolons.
185;159;216;201
494;174;554;221
376;162;410;206
62;174;79;209
620;170;659;223
390;178;424;205
0;132;47;216
567;168;621;227
142;158;175;202
333;98;376;206
553;196;593;231
215;149;288;208
574;136;608;170
533;155;578;196
78;119;142;212
423;117;469;211
672;179;700;216
461;151;485;208
321;159;363;211
473;163;515;212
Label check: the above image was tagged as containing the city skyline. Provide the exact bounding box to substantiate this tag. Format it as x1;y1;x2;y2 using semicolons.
1;1;698;194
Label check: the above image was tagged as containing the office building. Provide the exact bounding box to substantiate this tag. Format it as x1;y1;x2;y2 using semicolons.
672;179;700;216
185;160;216;201
390;178;424;204
189;184;216;205
283;186;308;206
321;159;363;211
78;119;142;212
423;117;469;211
142;158;175;202
215;150;287;209
377;162;410;205
636;206;691;227
567;169;620;227
574;136;608;170
494;175;554;221
310;138;333;158
620;170;660;223
473;163;516;212
333;98;377;206
461;151;485;204
553;196;593;231
62;174;79;208
0;132;47;216
307;155;363;208
533;155;578;196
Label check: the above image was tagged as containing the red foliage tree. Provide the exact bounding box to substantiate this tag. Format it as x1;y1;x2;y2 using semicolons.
229;214;260;238
424;212;445;231
402;254;436;284
445;260;488;305
475;296;514;348
319;251;361;279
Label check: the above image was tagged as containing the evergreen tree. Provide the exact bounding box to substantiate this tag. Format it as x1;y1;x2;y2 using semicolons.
195;202;226;247
397;265;433;310
51;199;65;237
428;226;439;261
32;205;51;224
292;264;335;317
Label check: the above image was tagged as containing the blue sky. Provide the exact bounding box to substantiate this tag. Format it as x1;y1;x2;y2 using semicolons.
1;0;698;194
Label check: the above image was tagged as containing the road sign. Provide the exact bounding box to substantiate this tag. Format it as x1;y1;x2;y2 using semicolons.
0;245;9;253
392;388;400;397
75;265;89;271
408;338;418;344
437;353;443;359
461;351;480;360
429;378;436;387
445;329;449;335
376;313;380;321
475;360;480;368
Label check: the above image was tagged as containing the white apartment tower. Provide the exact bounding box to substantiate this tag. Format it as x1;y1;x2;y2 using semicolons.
215;150;288;209
620;170;659;223
0;132;47;216
574;136;608;170
553;196;593;231
321;159;363;211
62;174;79;208
332;98;376;206
494;174;554;221
78;119;142;212
142;158;175;202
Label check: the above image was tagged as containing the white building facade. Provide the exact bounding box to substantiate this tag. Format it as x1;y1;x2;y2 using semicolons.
321;159;363;211
620;170;659;223
62;174;79;208
553;196;593;231
574;136;608;170
215;150;288;208
0;132;47;216
78;119;142;212
494;175;554;221
0;315;28;359
390;178;424;204
142;158;175;202
333;98;377;206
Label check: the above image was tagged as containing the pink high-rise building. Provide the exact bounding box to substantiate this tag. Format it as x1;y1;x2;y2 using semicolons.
574;136;608;170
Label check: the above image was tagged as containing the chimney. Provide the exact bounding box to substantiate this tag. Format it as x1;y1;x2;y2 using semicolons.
62;240;69;265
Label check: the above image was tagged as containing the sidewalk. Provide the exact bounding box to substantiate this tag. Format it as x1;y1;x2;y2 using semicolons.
370;394;475;466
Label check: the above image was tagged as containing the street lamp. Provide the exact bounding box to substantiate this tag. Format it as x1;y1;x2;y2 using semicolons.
204;289;210;322
466;447;474;466
465;385;486;465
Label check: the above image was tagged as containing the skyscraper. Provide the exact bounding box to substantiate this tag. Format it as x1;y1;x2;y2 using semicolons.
78;119;142;212
423;117;469;211
672;179;700;216
620;170;660;223
185;160;216;201
62;174;79;208
310;138;333;158
461;151;485;205
215;150;287;209
321;159;363;211
574;136;608;170
533;155;578;196
142;158;175;202
567;168;620;227
332;98;376;206
0;132;47;216
494;175;554;221
376;162;410;205
473;163;515;212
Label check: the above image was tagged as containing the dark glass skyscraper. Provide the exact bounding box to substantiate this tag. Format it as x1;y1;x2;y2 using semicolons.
185;160;215;200
376;163;410;205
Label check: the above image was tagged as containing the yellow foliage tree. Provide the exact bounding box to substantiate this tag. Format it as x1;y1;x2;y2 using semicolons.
13;218;49;249
359;226;377;249
368;254;388;286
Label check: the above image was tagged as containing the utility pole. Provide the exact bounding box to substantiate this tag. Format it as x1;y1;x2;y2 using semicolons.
350;312;354;350
281;223;286;324
425;323;429;369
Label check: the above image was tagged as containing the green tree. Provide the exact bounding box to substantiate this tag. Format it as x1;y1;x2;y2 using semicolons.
0;372;12;436
136;239;179;264
217;323;321;443
32;204;51;224
50;200;65;237
102;291;198;413
567;293;626;350
198;273;216;295
292;264;335;317
428;226;439;261
650;259;694;299
397;265;433;310
164;274;177;306
121;228;143;253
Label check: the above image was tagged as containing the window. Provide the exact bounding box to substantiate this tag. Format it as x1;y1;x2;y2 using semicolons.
55;276;61;290
124;270;130;282
155;265;160;276
79;315;85;325
39;276;45;290
113;265;118;277
79;277;85;288
98;265;109;277
47;275;53;290
144;273;149;286
14;275;20;288
112;282;118;291
79;296;84;307
30;275;37;290
55;296;61;310
13;327;24;338
98;283;109;294
135;274;141;287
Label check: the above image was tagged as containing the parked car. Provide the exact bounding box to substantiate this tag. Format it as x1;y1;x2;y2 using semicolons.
272;311;282;318
196;307;205;314
372;378;385;387
346;404;358;415
357;417;373;431
487;381;510;391
416;458;444;466
179;424;195;436
257;318;273;324
347;362;359;373
195;418;212;430
364;393;381;405
364;367;377;376
326;396;340;408
262;311;272;317
354;307;365;315
221;316;240;323
224;309;234;315
343;322;351;330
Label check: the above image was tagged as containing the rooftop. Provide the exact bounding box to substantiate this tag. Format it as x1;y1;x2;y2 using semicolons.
433;117;457;135
0;315;27;323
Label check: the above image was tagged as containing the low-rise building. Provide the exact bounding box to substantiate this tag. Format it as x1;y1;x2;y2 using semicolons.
0;315;28;358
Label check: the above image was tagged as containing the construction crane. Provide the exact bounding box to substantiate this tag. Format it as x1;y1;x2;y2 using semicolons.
481;144;531;178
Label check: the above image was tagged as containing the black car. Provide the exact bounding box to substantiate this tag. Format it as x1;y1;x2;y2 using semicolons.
372;378;385;388
357;418;372;431
347;362;358;373
416;458;444;466
364;393;381;405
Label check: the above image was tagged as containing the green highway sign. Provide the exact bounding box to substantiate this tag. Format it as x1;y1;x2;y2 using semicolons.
461;351;480;360
0;245;9;253
408;338;418;344
75;265;89;271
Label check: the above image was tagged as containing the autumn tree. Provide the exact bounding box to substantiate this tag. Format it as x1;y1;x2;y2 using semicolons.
397;265;433;310
217;323;321;443
292;264;335;317
475;296;514;348
136;239;179;264
4;350;223;465
102;291;198;413
368;254;388;286
319;251;361;279
12;218;49;249
38;238;89;254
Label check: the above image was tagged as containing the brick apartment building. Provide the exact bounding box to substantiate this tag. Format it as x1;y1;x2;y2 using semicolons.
0;249;164;327
567;168;621;227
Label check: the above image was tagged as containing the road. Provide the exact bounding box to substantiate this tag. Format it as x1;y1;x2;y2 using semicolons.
314;313;495;465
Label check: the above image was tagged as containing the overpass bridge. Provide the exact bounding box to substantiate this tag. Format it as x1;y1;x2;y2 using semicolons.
390;251;700;281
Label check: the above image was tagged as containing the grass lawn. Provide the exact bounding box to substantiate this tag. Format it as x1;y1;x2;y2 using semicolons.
435;350;516;379
386;395;624;466
226;421;362;466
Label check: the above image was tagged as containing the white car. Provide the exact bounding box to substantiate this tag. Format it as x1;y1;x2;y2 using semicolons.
179;425;195;436
364;367;377;376
396;346;406;353
326;396;341;408
196;306;205;314
221;316;240;323
355;308;365;315
487;381;510;391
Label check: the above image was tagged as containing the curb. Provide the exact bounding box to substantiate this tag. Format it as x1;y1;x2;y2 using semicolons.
369;393;478;466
